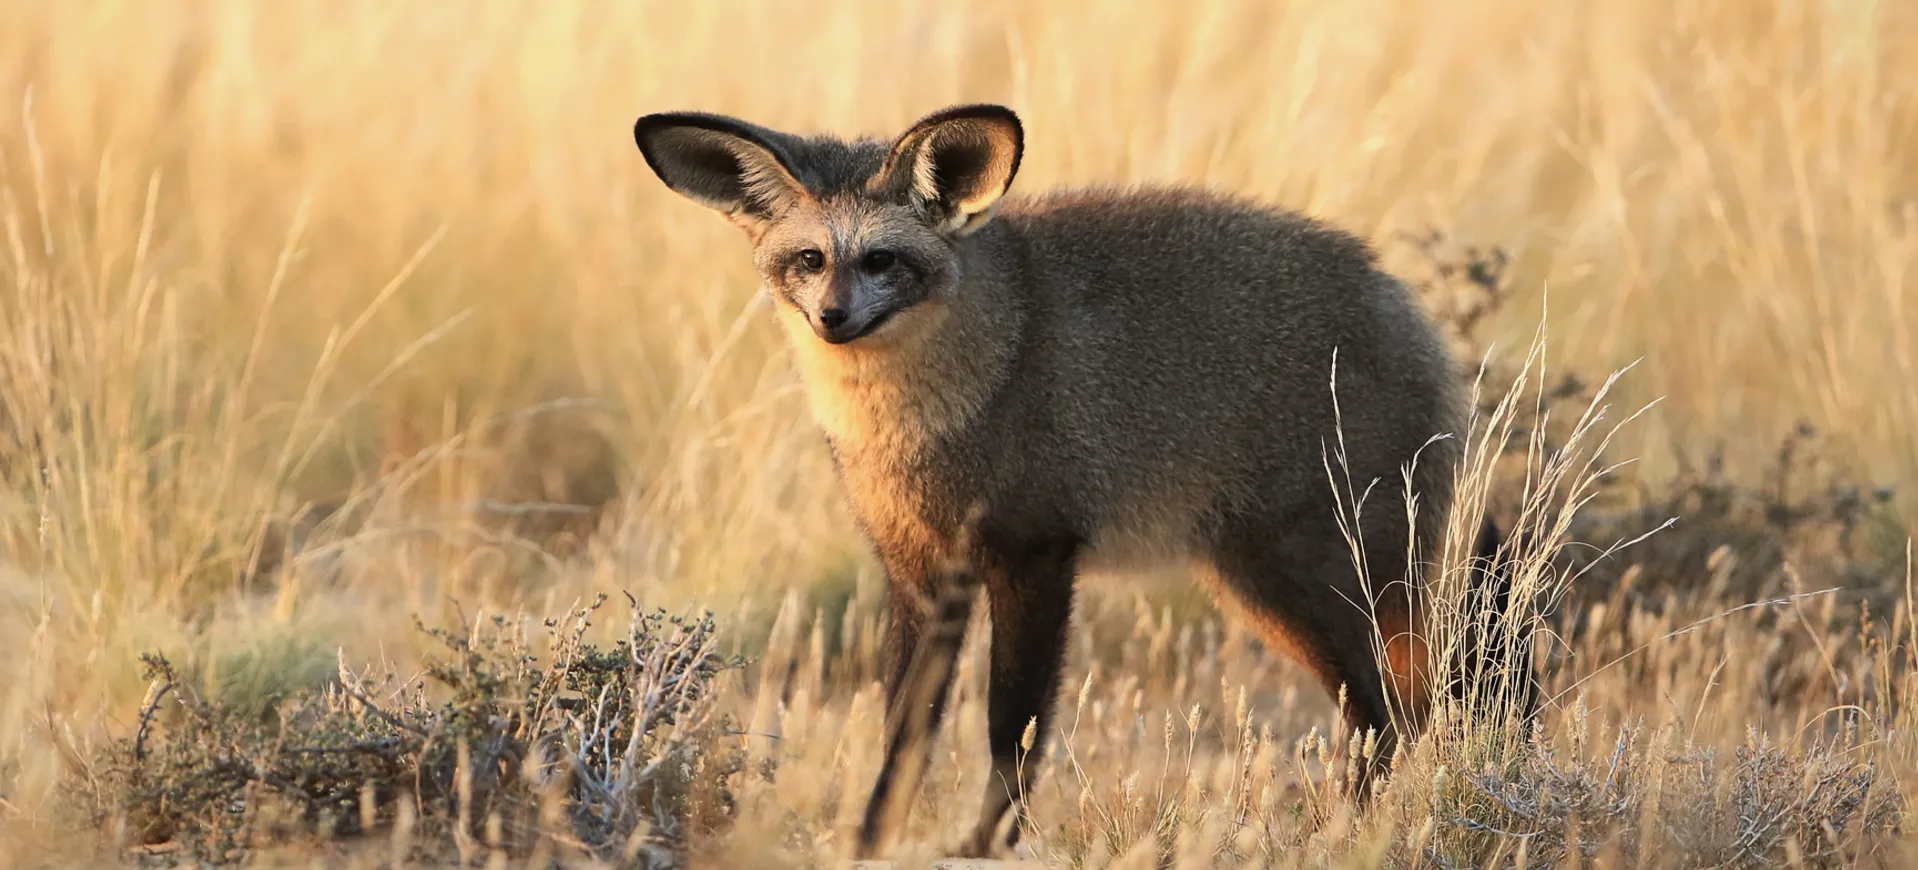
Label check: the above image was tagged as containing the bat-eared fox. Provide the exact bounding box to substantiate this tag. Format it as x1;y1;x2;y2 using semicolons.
632;103;1536;859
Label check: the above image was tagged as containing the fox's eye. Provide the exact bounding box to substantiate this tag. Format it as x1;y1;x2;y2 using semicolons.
862;250;897;272
797;249;825;272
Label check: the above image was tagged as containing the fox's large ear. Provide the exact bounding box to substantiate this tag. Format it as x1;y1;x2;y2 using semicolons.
633;112;809;238
877;104;1023;237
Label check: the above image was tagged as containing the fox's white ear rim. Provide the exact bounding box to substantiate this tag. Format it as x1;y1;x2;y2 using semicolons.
937;198;1003;237
884;104;1024;236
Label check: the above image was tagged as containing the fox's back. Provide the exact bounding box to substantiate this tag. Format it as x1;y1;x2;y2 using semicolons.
972;187;1464;566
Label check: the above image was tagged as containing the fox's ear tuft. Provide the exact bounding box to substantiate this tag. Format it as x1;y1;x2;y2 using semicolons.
878;104;1023;237
633;112;809;238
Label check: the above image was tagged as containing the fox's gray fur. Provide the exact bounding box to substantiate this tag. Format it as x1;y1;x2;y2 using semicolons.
632;104;1533;859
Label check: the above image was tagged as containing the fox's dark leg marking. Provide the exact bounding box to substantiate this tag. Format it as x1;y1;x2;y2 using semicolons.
959;537;1079;857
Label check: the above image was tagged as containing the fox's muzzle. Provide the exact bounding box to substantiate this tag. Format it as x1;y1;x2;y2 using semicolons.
812;305;897;345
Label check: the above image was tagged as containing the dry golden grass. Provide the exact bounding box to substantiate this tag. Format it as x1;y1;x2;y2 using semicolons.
2;0;1917;867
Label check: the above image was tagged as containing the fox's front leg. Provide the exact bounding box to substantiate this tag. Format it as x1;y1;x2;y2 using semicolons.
878;585;926;728
855;557;978;859
959;538;1079;858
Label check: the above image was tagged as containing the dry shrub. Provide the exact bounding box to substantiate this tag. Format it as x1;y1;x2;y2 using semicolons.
1449;712;1899;869
73;597;741;867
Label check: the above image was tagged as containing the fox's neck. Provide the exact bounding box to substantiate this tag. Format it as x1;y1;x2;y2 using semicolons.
782;243;1021;461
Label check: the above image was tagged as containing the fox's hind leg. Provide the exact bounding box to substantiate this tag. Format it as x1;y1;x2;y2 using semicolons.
1204;511;1426;801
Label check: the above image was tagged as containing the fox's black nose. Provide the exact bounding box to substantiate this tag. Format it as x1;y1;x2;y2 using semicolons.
818;307;849;330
